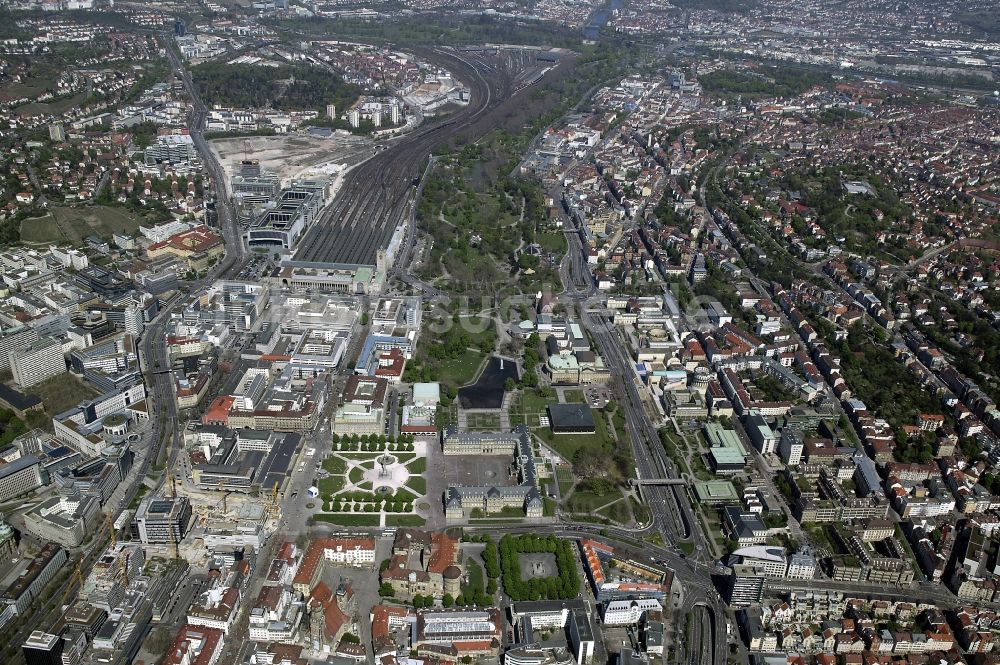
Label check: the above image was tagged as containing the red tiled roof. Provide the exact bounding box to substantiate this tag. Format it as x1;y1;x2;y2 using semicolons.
163;624;224;665
293;537;376;587
149;225;222;255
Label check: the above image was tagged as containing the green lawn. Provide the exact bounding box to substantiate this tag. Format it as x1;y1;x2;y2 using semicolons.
406;457;427;474
467;412;501;429
556;467;575;496
436;349;486;388
562;390;585;403
392;488;418;503
457;314;498;348
318;476;344;497
406;476;427;495
630;496;651;525
596;501;632;523
348;466;366;484
16;91;89;118
566;487;623;512
519;389;550;414
536;230;567;254
315;513;380;526
611;411;627;442
573;514;609;525
20;204;146;246
464;558;484;598
322;457;347;474
19;214;61;245
0;75;56;103
28;373;100;416
386;515;426;527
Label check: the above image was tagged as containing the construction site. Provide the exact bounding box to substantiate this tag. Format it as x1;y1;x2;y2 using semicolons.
208;131;377;197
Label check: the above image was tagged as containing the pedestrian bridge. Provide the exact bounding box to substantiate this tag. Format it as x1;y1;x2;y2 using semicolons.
629;478;687;487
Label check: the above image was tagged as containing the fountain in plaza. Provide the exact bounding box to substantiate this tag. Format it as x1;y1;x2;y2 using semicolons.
377;454;397;479
362;452;409;493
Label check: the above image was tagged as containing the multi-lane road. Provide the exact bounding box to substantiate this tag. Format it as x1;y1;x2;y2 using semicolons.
133;44;249;505
552;201;731;665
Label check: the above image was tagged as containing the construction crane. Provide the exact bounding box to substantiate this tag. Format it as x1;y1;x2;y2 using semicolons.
264;481;279;522
62;561;84;606
169;524;179;560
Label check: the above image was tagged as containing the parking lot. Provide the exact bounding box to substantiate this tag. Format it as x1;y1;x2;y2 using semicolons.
584;385;611;408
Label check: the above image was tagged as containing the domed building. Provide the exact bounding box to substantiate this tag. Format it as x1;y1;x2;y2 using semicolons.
102;414;130;437
0;520;16;561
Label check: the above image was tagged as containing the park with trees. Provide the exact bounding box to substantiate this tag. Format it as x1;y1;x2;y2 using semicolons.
499;534;581;602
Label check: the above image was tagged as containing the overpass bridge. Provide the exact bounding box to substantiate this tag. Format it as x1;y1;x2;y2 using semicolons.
630;477;688;487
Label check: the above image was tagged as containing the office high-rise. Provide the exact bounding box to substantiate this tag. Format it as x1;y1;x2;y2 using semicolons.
22;631;63;665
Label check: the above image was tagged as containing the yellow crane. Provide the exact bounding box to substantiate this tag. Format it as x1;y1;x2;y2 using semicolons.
62;561;84;606
264;481;279;521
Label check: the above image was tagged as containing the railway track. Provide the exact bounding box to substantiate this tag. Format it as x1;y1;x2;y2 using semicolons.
293;47;557;267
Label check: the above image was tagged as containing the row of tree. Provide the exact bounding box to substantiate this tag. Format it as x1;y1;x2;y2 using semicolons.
327;501;413;513
482;538;501;579
411;594;436;608
499;534;580;602
332;432;416;444
334;441;416;452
